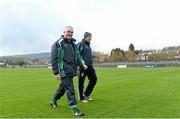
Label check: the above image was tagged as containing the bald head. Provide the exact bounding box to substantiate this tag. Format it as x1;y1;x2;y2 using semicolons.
63;26;74;40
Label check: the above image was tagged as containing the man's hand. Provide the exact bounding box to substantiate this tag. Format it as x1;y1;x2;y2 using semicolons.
55;74;61;80
83;64;88;70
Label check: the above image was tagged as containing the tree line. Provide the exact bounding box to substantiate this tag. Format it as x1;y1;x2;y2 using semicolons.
1;44;180;66
93;44;180;63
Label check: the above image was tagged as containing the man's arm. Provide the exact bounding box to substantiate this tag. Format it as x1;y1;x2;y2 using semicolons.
77;43;83;55
77;43;88;70
51;42;61;80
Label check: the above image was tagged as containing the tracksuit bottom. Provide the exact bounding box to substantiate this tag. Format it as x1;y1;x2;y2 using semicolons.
54;76;77;107
78;66;97;100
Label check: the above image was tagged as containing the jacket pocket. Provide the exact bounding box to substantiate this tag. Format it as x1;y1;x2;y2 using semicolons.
64;63;75;76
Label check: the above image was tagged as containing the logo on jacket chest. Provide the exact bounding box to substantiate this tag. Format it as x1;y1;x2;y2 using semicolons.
64;44;68;47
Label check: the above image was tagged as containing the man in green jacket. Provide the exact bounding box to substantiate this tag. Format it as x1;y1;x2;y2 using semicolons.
50;26;87;116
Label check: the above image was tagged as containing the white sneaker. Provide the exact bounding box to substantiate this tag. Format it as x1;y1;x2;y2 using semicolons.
80;99;88;103
72;108;84;116
85;96;93;101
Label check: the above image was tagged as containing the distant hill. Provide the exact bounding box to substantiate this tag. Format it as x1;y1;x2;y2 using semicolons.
0;52;50;60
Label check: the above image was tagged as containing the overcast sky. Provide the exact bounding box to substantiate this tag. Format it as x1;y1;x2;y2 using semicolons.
0;0;180;56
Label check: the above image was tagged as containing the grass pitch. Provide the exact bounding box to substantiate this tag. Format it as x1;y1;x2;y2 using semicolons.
0;67;180;118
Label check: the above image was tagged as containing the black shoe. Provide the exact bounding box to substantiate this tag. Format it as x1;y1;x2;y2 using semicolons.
49;97;58;108
50;102;57;108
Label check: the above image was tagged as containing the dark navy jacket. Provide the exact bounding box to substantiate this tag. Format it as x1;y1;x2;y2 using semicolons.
77;40;93;66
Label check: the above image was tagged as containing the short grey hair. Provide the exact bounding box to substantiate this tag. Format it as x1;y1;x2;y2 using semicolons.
64;26;73;32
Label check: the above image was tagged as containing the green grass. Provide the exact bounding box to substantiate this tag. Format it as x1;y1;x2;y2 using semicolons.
0;67;180;118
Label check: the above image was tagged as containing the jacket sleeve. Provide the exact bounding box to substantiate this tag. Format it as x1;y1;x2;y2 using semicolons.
51;42;59;75
77;51;84;69
77;43;85;65
77;43;83;55
77;44;85;69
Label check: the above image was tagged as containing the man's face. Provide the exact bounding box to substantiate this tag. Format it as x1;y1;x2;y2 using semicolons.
64;27;73;39
85;35;92;43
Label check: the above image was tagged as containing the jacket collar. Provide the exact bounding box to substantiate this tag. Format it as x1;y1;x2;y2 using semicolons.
82;39;90;45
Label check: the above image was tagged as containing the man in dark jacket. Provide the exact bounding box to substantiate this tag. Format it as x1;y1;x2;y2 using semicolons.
50;26;87;116
77;32;97;103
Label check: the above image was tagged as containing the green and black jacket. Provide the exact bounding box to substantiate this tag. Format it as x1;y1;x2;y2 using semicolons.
51;35;84;77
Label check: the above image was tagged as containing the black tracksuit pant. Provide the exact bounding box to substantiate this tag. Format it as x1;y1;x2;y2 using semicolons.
78;66;97;100
54;76;77;106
